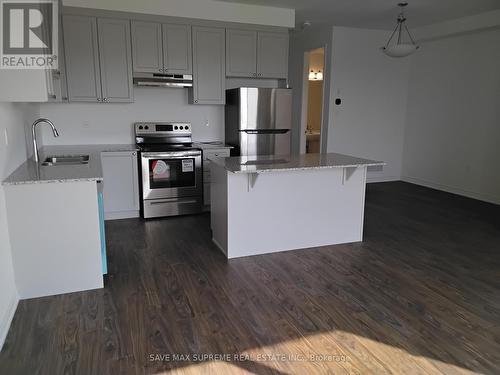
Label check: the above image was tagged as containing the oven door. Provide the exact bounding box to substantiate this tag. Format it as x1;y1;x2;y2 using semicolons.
140;150;202;200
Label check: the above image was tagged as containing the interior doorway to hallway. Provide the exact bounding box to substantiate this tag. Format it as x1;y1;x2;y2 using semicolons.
300;47;325;154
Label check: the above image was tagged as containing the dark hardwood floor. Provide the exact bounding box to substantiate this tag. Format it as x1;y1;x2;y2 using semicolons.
1;181;499;374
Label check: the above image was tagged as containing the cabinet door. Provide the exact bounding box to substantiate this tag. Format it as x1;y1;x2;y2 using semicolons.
192;27;226;104
163;24;192;74
47;9;68;102
131;21;163;73
226;29;257;77
257;32;289;79
202;148;230;207
97;18;133;103
63;15;102;102
191;27;225;105
101;151;140;219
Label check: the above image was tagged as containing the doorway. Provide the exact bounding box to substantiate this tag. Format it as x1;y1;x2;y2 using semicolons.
300;47;325;154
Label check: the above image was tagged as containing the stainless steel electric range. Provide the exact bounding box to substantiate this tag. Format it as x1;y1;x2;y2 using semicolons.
135;122;203;218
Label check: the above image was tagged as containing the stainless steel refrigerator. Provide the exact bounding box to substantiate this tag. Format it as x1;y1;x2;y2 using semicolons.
225;87;292;157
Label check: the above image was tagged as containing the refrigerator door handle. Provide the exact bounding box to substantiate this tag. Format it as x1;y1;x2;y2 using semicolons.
240;129;290;135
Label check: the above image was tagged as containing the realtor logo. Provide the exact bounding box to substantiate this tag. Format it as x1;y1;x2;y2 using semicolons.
1;0;58;69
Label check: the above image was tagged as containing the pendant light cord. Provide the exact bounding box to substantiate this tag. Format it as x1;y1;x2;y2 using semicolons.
383;3;418;48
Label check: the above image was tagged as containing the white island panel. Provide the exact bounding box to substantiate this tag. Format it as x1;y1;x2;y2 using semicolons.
211;163;368;258
4;180;104;298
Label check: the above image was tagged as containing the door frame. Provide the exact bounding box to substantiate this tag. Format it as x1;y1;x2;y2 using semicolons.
299;46;328;154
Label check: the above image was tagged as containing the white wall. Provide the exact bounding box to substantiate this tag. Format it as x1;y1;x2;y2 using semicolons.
0;102;38;349
328;27;411;182
38;88;224;145
63;0;295;28
402;28;500;204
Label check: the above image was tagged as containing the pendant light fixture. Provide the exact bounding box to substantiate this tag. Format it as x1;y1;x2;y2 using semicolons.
381;2;419;58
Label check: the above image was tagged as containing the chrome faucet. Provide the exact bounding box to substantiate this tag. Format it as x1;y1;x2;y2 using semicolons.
32;118;59;163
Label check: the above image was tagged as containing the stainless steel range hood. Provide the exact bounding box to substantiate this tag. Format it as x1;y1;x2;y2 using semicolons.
133;73;193;88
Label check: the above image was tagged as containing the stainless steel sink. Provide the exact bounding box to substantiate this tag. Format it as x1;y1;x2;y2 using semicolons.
41;155;90;166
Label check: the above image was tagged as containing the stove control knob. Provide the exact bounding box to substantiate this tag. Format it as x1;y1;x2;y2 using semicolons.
138;125;143;130
144;125;149;130
180;126;184;130
174;126;179;130
185;125;189;130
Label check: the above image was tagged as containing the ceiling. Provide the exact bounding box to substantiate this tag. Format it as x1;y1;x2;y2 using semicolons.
217;0;500;29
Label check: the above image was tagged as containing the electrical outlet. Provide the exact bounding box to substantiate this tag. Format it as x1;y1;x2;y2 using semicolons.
4;128;8;146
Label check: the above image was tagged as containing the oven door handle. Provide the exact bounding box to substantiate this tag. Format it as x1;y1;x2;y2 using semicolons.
141;152;201;159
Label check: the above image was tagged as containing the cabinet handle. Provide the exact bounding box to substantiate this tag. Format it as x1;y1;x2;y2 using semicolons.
253;73;257;77
97;98;101;101
195;100;198;103
258;73;262;77
132;152;136;156
62;96;68;101
159;68;162;72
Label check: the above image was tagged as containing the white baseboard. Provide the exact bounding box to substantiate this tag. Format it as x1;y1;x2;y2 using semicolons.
366;175;401;183
104;210;140;220
401;176;500;205
0;291;19;351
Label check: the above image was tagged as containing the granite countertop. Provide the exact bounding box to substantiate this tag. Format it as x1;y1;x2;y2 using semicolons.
209;153;386;174
192;141;233;150
2;144;138;186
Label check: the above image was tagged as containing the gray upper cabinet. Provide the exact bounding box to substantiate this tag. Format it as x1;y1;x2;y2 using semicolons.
63;15;133;103
191;26;225;105
226;29;257;77
131;21;163;73
225;29;289;79
131;21;192;75
163;24;192;74
257;32;289;79
97;18;133;102
63;15;101;102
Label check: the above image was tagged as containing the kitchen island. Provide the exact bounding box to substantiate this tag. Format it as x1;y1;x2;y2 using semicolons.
209;153;385;259
2;145;137;299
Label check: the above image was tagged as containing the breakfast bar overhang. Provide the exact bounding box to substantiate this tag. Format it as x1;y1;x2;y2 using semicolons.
209;153;385;258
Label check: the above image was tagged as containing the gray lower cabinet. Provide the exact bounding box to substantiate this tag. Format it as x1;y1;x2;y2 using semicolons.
131;21;192;75
63;15;133;103
101;151;140;219
190;26;225;105
201;147;231;206
225;29;289;79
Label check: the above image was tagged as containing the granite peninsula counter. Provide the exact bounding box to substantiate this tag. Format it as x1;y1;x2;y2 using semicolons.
209;153;385;259
2;144;138;185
